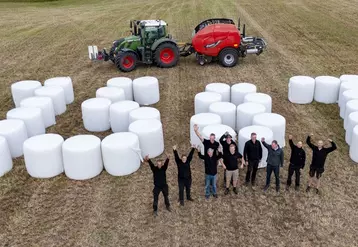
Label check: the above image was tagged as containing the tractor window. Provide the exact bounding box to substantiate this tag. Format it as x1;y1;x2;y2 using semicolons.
158;26;165;37
144;27;158;45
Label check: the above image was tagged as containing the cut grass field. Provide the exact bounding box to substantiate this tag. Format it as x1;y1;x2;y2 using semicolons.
1;0;358;246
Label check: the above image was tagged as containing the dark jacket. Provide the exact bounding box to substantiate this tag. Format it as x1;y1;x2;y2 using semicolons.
223;151;242;171
149;158;169;187
174;148;195;180
198;151;222;175
289;139;306;168
243;139;263;161
202;139;219;156
220;134;238;155
262;141;284;167
306;136;337;169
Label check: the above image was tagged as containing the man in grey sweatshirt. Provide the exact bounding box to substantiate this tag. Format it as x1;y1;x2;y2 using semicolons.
261;138;284;193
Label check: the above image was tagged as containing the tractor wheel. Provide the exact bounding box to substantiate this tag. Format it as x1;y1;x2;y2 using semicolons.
154;42;179;68
115;51;137;72
218;48;239;67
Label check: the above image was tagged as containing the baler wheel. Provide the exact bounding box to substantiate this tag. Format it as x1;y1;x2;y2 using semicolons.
218;48;239;67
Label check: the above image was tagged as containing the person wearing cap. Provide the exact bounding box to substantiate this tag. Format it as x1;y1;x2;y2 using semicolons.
221;144;243;194
194;124;219;155
286;135;306;191
243;132;263;186
220;132;238;186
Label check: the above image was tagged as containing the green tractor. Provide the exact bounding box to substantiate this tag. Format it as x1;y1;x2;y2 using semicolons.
88;20;180;72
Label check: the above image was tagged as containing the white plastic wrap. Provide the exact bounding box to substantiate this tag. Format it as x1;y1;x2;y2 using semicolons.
96;87;125;103
107;77;133;101
129;107;161;124
6;107;45;137
129;119;164;158
338;80;358;107
340;89;358;118
345;112;358;145
0;119;28;158
208;102;236;129
288;76;315;104
81;98;111;132
194;92;222;114
133;76;159;105
205;83;231;102
20;96;56;128
231;83;257;106
101;132;142;176
236;102;266;131
62;135;103;180
314;76;340;104
0;136;13;177
202;124;237;142
344;100;358;129
252;113;286;147
110;101;140;132
244;93;272;113
238;125;274;168
34;86;66;115
11;80;42;108
44;77;74;104
340;74;358;83
190;113;222;147
23;133;64;178
349;126;358;163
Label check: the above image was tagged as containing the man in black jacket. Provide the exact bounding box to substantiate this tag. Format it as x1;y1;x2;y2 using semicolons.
221;144;243;195
243;132;263;186
194;124;219;155
306;134;337;194
144;154;171;216
220;132;238;186
173;144;195;206
286;135;306;191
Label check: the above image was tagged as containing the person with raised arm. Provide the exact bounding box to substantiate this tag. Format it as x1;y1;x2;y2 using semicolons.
306;133;337;194
194;124;219;155
173;144;196;206
243;132;263;186
286;135;306;191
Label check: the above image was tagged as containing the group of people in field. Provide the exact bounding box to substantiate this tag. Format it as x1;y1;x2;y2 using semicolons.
144;124;337;216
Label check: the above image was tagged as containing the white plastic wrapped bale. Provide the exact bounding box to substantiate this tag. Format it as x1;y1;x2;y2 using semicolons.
190;113;222;147
202;124;237;143
205;83;231;102
44;77;74;104
129;119;164;158
244;93;272;113
62;135;103;180
231;83;257;106
107;77;133;100
236;102;266;131
344;100;358;129
133;76;159;105
23;134;64;178
209;102;236;129
0;119;28;158
6;107;45;137
238;125;274;168
34;86;66;115
349;125;358;163
81;98;111;132
129;107;161;124
110;101;140;132
314;76;340;104
338;80;358;108
11;80;42;108
20;96;56;128
345;112;358;145
96;87;125;103
340;89;358;118
252;113;286;147
101;132;142;176
340;74;358;83
0;136;13;177
288;76;315;104
194;92;222;114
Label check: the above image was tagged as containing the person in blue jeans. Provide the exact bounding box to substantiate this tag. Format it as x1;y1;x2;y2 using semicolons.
261;138;284;193
197;147;222;199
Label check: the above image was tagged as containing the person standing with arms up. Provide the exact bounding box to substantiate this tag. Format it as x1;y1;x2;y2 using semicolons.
144;154;171;217
221;144;243;195
173;144;196;206
194;124;219;155
306;134;337;194
286;135;306;191
243;133;263;186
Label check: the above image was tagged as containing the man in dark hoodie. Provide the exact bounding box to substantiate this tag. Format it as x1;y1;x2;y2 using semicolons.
306;134;337;194
173;144;195;206
144;154;171;217
243;132;263;186
261;138;284;193
286;135;306;191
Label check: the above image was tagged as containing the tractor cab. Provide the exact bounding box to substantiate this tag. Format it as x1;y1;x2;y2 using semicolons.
130;20;168;47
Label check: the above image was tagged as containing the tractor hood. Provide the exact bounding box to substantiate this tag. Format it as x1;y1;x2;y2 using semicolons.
113;35;141;52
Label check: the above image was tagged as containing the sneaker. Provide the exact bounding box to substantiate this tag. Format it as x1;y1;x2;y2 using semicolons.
316;189;320;195
276;187;280;193
166;206;172;212
180;201;184;206
295;186;299;191
213;194;218;198
251;182;256;187
245;181;250;186
306;186;311;192
224;188;229;195
187;197;194;202
153;211;158;217
205;195;210;200
263;185;269;192
233;187;238;194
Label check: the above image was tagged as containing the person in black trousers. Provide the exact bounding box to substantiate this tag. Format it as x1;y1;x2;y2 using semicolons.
220;132;238;186
173;144;195;206
306;134;337;194
286;135;306;191
144;154;171;216
243;132;263;186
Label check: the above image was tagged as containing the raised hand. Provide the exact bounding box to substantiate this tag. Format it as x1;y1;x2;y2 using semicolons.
288;135;293;140
144;155;149;162
191;143;196;148
310;133;314;136
194;124;199;132
173;145;177;150
327;139;333;142
261;137;265;142
196;145;201;152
